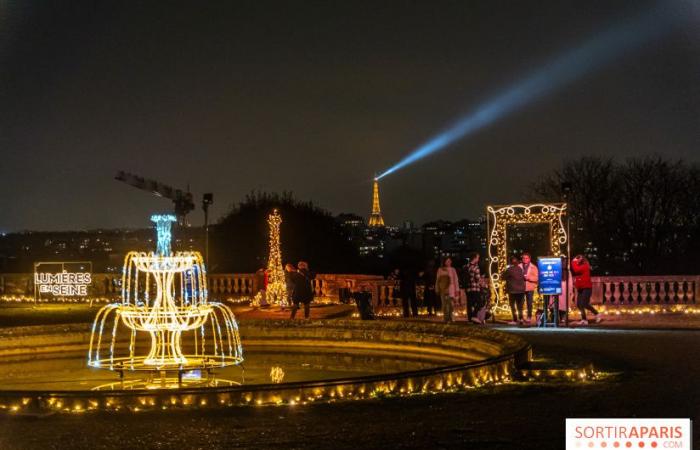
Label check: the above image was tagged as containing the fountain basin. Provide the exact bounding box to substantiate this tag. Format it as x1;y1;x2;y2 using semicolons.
0;320;530;414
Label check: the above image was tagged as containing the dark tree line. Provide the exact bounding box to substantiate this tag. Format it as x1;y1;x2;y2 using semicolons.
210;191;361;273
533;156;700;275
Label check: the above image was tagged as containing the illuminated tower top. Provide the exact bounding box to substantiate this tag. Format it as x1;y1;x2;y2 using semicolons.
368;178;385;227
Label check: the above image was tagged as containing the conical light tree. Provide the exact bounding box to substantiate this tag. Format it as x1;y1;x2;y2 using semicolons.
263;209;287;307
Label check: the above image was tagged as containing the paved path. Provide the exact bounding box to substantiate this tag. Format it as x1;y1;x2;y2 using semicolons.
1;326;698;449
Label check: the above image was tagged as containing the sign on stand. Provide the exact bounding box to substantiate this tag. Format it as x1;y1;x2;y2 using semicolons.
537;256;563;327
33;261;93;304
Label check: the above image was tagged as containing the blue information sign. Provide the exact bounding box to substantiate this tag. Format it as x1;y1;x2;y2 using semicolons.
538;257;562;295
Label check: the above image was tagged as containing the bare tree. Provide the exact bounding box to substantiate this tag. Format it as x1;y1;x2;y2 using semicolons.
533;156;699;275
532;157;621;270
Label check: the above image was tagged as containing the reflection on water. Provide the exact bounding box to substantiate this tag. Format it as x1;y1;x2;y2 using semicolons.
0;345;465;391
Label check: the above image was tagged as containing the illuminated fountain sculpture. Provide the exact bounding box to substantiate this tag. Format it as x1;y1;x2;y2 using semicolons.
88;214;243;376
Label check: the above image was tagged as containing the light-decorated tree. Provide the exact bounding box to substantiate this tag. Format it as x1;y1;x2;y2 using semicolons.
253;209;287;307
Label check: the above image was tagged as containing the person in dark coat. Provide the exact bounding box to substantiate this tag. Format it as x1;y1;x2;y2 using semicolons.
290;261;315;319
502;256;526;325
284;263;297;308
422;260;439;316
464;252;482;322
254;268;265;295
351;283;375;320
388;268;400;306
399;267;418;318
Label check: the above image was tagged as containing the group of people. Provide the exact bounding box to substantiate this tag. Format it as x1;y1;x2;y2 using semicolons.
261;252;601;326
254;261;317;319
284;261;316;319
501;253;539;325
390;253;490;324
502;253;601;326
387;251;601;327
432;253;491;324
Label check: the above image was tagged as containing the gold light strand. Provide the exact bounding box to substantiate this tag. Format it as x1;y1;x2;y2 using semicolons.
87;216;243;372
270;366;285;383
264;209;288;307
486;203;568;312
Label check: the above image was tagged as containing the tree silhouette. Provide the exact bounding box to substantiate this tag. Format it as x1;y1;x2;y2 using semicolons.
210;191;360;273
533;156;700;275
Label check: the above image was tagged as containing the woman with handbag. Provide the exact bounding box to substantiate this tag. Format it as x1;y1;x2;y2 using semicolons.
435;257;459;323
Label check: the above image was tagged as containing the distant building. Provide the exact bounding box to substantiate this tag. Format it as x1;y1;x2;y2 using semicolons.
0;227;204;273
336;212;487;266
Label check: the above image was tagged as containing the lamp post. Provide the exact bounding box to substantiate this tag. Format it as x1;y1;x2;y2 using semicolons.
202;193;213;268
561;182;572;327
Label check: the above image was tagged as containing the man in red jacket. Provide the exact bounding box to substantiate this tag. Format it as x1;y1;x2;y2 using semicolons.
571;255;601;325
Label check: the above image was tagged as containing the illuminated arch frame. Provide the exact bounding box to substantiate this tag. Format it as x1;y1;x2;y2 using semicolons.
487;203;568;311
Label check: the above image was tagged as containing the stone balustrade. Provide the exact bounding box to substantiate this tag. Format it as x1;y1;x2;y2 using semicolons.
0;272;386;303
591;275;699;307
1;272;698;309
208;274;256;297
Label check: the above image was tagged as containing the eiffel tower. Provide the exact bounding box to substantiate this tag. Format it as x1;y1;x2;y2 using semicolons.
368;177;385;227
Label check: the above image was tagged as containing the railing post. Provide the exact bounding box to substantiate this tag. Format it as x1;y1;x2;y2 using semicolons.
591;277;604;305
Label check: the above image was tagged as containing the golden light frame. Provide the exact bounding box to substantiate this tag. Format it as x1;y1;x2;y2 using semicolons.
486;203;568;310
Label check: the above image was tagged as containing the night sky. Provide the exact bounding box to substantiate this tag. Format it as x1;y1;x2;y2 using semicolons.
1;1;698;232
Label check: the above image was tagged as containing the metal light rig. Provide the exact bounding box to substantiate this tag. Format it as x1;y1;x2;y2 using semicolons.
115;171;195;225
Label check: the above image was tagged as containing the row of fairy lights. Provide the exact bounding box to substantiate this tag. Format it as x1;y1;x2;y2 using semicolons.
1;365;512;414
0;294;338;305
0;364;602;415
362;304;700;318
1;294;698;315
0;295;113;304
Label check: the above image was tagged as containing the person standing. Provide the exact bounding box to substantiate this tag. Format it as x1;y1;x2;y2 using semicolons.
388;268;400;307
399;267;418;318
502;256;526;325
435;257;459;323
351;282;375;320
422;260;438;316
571;255;601;325
557;257;574;324
290;261;315;319
284;263;297;309
465;253;482;323
520;253;539;324
476;274;491;324
254;267;266;305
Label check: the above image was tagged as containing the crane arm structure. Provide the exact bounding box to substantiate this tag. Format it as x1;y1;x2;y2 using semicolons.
115;170;195;224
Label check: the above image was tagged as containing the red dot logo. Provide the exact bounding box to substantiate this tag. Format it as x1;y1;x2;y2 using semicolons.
651;443;657;449
639;442;645;448
626;442;632;448
614;442;620;448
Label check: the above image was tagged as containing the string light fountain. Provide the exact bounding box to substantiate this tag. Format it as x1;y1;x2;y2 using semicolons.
88;214;243;384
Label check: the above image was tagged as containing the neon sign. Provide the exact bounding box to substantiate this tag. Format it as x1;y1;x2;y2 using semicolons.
33;261;93;301
34;271;92;296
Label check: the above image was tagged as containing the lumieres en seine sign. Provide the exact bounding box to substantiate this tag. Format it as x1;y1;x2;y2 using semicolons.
33;261;93;299
35;271;92;296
